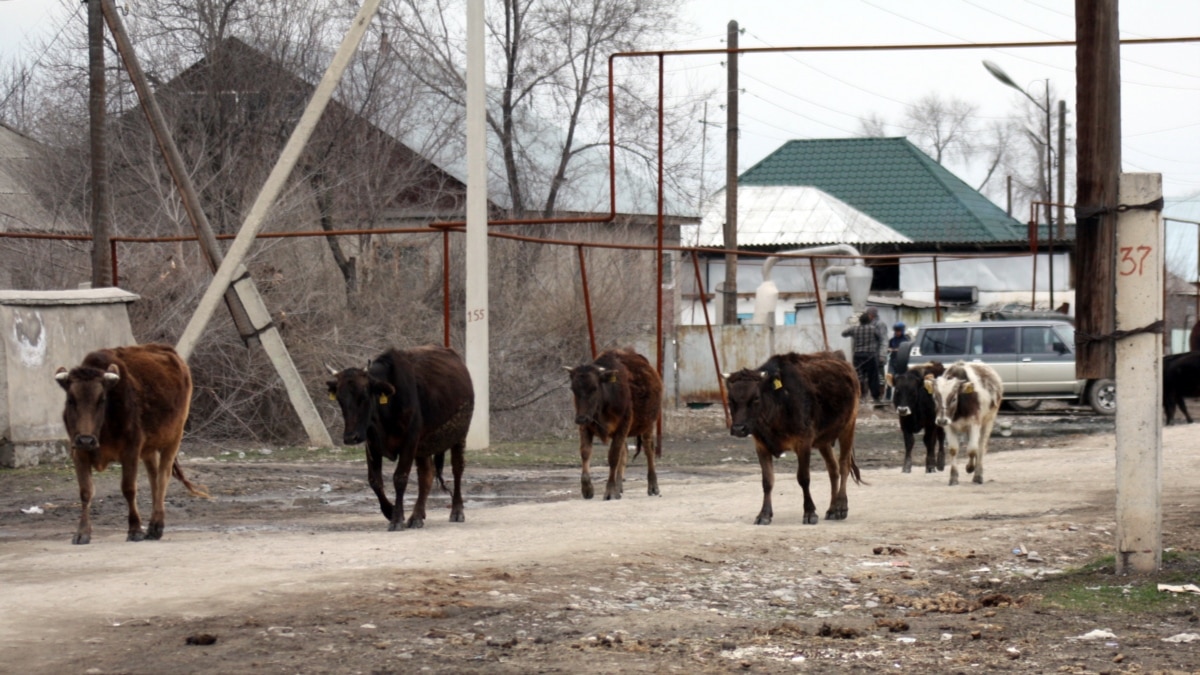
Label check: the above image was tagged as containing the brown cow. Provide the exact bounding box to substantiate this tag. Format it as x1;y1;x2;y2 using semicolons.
55;344;208;545
725;351;863;525
566;348;663;500
326;345;473;531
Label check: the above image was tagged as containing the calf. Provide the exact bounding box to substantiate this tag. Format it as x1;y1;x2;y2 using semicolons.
55;344;209;544
566;348;663;500
327;345;473;530
1164;351;1200;425
889;361;946;473
725;351;863;525
925;361;1003;486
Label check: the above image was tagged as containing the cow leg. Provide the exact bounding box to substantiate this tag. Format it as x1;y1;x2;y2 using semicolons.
120;456;144;542
448;443;466;522
1185;398;1194;424
142;450;169;541
407;455;434;529
578;427;595;499
797;447;821;524
921;428;937;474
364;445;394;522
642;432;660;497
820;444;850;522
389;454;415;531
754;441;775;525
971;415;997;485
945;429;960;486
934;427;946;472
71;456;94;545
604;435;626;501
901;429;915;473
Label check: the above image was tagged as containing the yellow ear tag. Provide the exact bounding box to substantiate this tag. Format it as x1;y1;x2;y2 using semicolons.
328;392;336;401
773;378;783;390
604;372;618;383
378;394;389;405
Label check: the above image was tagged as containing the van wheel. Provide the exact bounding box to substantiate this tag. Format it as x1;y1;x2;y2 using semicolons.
1003;399;1042;412
1087;378;1116;415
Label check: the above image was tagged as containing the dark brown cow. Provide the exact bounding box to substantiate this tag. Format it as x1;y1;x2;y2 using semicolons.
1163;351;1200;425
326;345;473;531
725;351;863;525
888;361;946;473
55;344;208;545
566;348;663;500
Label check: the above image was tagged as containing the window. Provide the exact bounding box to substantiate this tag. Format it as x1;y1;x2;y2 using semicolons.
920;327;968;356
978;327;1018;355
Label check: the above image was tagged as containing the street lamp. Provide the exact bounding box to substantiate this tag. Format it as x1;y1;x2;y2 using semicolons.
983;59;1054;308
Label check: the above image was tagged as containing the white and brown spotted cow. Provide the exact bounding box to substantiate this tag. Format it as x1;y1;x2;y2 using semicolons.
924;360;1003;486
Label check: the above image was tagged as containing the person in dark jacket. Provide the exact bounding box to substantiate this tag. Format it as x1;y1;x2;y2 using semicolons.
842;312;882;404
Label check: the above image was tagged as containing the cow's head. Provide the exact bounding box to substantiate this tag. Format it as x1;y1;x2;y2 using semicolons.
55;364;121;453
925;372;975;427
326;362;395;445
724;368;771;438
894;362;944;418
565;363;619;426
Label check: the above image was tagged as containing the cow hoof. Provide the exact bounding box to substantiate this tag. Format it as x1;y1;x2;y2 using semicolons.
647;485;660;497
825;509;847;521
127;530;145;542
406;517;425;529
803;513;819;525
902;465;912;473
926;466;936;474
604;491;621;501
754;516;773;525
949;475;959;486
72;533;90;545
973;472;984;484
581;481;594;500
146;523;164;540
450;510;465;523
387;521;406;532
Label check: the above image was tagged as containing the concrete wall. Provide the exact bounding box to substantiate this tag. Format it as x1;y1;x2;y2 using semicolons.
0;288;139;467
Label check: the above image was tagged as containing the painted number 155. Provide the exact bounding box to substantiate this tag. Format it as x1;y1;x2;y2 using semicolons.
467;308;487;323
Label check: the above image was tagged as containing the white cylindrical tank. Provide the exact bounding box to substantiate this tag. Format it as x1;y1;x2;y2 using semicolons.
750;279;778;325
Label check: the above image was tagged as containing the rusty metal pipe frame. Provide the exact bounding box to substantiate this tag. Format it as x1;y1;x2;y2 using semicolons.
690;250;730;428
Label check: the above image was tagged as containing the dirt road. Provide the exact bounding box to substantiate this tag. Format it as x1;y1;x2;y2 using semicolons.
2;411;1199;673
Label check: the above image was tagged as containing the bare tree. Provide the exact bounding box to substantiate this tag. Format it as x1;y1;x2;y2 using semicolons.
856;111;888;138
901;93;977;165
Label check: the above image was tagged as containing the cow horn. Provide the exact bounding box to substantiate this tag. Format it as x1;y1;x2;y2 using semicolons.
721;372;730;379
103;365;120;383
324;362;339;376
563;366;574;373
54;367;69;382
757;370;768;380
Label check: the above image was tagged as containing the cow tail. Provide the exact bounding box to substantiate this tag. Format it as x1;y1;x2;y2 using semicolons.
172;459;211;499
434;451;448;492
849;451;867;486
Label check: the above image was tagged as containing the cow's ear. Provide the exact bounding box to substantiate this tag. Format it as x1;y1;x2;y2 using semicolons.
603;371;619;383
326;380;338;401
369;379;396;404
962;382;976;395
54;367;70;391
923;379;934;394
885;373;894;387
102;365;121;388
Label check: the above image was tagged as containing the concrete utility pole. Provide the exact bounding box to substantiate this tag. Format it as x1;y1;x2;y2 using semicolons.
87;0;112;287
465;0;489;449
722;20;739;325
1114;172;1163;574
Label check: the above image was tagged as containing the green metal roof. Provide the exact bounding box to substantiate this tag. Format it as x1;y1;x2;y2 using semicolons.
738;137;1026;244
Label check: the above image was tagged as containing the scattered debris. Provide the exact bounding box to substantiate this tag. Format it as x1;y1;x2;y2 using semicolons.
1162;633;1200;644
19;506;43;515
185;634;217;646
1071;629;1118;641
1158;584;1200;595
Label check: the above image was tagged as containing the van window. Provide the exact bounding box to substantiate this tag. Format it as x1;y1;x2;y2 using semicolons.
976;326;1018;355
1021;325;1069;354
919;327;968;356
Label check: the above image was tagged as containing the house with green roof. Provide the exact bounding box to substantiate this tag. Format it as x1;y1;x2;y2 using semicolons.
685;137;1071;329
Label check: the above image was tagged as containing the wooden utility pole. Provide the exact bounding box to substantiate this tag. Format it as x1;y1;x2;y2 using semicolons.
87;0;112;287
1074;0;1119;380
1057;100;1067;238
722;20;739;325
101;0;333;448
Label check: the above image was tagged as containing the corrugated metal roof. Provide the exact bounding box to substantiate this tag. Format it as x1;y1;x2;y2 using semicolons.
737;137;1026;244
694;185;910;247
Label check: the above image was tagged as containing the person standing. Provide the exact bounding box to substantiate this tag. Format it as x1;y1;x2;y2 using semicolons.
887;321;911;376
866;307;888;396
842;312;883;404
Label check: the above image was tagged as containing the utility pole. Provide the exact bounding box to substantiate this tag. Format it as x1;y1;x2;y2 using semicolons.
722;20;739;325
1057;99;1067;238
87;0;112;287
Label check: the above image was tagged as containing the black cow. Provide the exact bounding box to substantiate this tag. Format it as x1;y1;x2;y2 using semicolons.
566;348;663;500
326;345;473;531
888;361;946;473
1164;351;1200;425
725;351;863;525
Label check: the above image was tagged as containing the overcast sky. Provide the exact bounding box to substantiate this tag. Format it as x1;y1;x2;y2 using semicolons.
2;0;1197;203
